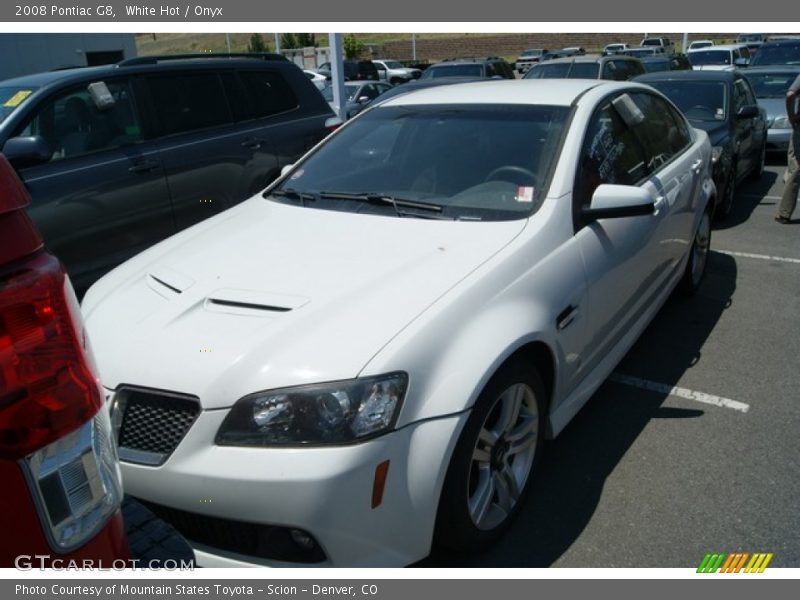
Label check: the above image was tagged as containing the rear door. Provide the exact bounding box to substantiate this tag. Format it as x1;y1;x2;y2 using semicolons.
144;69;279;230
9;77;172;292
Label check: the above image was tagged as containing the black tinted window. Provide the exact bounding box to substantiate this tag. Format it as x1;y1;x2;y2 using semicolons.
239;71;298;118
148;73;231;135
631;93;689;170
527;63;571;78
17;79;142;161
575;98;648;205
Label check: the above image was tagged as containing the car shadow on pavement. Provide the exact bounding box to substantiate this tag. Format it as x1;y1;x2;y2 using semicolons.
714;170;778;231
417;251;737;567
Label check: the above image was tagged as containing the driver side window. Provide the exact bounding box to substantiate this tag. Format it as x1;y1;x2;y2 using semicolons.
16;80;142;162
574;97;649;212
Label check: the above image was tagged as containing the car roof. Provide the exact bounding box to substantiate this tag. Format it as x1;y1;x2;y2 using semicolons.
636;70;740;83
539;55;634;65
379;79;637;108
0;56;298;89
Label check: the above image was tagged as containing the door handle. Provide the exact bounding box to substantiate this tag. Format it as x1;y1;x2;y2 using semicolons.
128;160;160;173
241;138;264;150
691;159;703;173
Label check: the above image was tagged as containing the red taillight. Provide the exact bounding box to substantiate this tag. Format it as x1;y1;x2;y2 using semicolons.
0;155;42;264
0;156;103;459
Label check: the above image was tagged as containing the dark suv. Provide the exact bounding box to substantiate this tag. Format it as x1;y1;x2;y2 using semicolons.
419;57;515;80
749;38;800;66
0;53;333;293
316;60;380;81
525;55;645;81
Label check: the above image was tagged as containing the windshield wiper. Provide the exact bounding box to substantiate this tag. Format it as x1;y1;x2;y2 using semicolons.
318;191;450;219
267;188;317;206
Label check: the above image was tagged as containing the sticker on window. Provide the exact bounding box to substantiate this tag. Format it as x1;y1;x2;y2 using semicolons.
516;186;534;203
3;90;32;107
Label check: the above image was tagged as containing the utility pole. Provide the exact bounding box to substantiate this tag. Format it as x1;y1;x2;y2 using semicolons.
329;33;347;121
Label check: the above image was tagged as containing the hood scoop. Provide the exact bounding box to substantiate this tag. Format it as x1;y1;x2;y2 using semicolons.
205;288;310;316
146;265;196;298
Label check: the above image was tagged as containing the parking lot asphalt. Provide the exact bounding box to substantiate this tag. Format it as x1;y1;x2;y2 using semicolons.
420;157;800;568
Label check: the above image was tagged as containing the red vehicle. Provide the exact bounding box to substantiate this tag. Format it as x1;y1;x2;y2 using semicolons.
0;154;128;567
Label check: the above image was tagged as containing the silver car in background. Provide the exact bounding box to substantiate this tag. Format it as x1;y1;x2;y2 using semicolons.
743;66;800;151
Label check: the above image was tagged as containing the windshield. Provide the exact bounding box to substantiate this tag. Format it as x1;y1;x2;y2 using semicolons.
688;50;733;66
382;61;404;69
642;59;670;72
421;65;483;79
642;39;662;46
0;86;38;124
321;86;359;102
751;43;800;66
645;81;727;122
738;34;763;43
521;49;542;57
744;71;800;98
268;104;571;221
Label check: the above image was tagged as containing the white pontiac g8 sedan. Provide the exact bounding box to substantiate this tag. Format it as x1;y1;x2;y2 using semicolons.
82;79;715;567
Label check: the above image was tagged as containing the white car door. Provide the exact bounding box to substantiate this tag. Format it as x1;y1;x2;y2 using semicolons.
571;93;672;377
629;91;704;272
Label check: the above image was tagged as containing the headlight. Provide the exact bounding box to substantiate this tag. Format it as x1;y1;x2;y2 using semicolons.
216;372;408;446
711;146;723;163
771;115;791;129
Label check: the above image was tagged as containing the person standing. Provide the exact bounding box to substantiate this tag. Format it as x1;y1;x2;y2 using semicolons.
777;73;800;223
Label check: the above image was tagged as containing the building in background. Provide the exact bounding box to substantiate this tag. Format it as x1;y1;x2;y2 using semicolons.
0;34;136;80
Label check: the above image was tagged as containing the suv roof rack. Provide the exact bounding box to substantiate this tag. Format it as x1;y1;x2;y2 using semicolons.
117;53;289;67
441;56;502;63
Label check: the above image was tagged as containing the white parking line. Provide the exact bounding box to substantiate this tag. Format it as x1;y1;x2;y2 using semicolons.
714;249;800;265
609;373;750;414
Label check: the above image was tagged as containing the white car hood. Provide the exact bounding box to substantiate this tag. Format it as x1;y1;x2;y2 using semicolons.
84;198;526;409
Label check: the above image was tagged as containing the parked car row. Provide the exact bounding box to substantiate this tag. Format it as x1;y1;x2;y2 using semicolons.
2;43;796;567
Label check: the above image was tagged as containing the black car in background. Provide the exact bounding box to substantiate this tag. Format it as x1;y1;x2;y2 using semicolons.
640;53;692;73
635;70;767;220
524;55;645;81
316;60;380;81
749;38;800;66
0;54;333;293
419;57;515;80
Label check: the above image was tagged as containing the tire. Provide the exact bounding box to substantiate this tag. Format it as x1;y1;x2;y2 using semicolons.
122;496;196;566
679;208;712;296
749;140;766;181
714;167;736;221
435;358;545;552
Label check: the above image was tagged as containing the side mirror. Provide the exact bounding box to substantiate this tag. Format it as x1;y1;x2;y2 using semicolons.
280;163;295;178
734;57;749;67
581;184;656;222
736;105;758;119
2;136;51;168
358;95;370;104
324;116;344;131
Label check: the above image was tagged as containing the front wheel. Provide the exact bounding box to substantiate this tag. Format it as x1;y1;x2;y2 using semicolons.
435;359;545;552
714;167;736;221
679;209;712;295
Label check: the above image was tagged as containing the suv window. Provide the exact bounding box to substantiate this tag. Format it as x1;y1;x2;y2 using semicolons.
148;72;232;135
239;71;298;118
17;79;142;162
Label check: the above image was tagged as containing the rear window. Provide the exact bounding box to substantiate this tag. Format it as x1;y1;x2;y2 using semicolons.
688;50;733;66
744;71;800;98
422;65;484;79
239;71;298;117
525;63;571;79
0;87;38;124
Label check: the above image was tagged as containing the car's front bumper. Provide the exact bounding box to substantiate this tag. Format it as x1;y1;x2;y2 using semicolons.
119;408;466;567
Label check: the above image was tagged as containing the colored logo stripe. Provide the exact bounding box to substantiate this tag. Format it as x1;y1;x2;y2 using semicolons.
697;553;773;573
